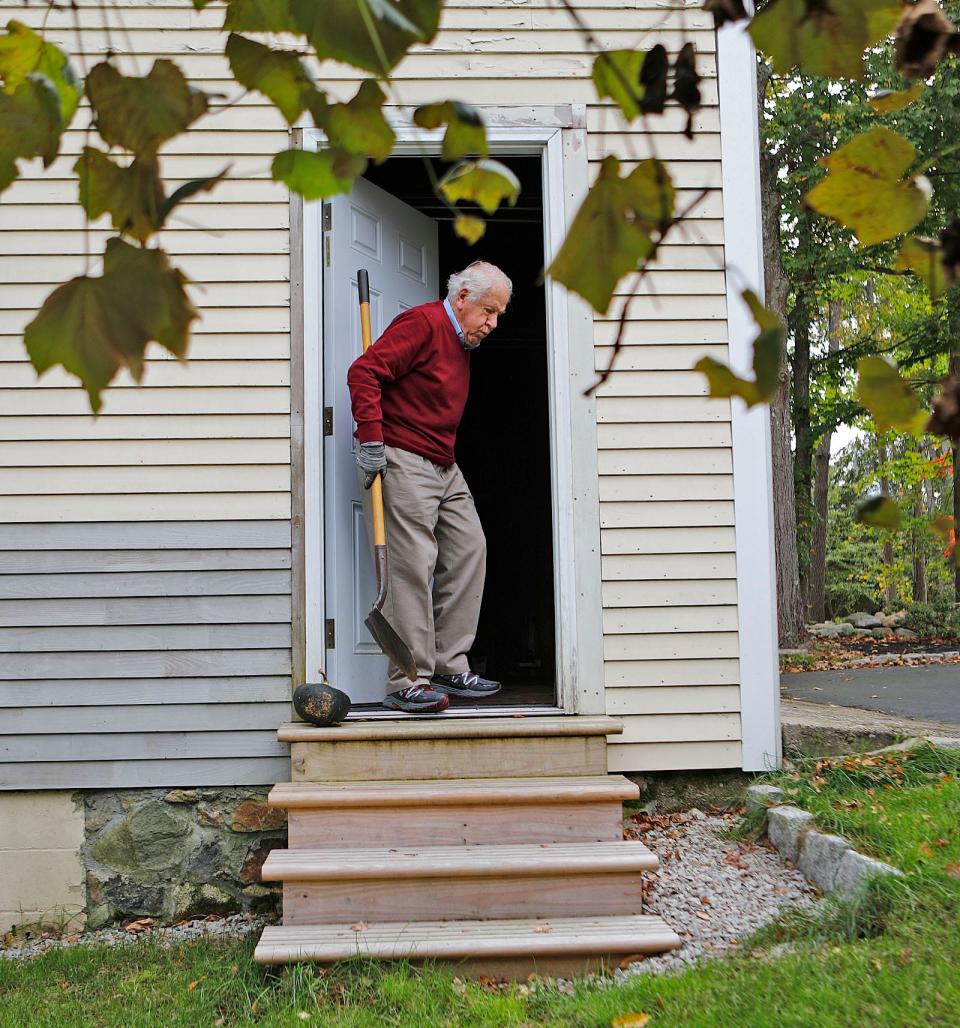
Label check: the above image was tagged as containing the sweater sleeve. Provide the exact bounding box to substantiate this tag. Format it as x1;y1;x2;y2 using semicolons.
347;309;429;443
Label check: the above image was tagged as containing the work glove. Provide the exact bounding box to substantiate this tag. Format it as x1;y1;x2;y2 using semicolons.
356;441;388;489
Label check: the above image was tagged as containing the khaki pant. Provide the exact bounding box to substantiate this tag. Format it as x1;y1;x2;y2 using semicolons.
361;445;486;689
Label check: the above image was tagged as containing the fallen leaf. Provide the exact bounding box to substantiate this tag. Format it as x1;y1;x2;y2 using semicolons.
611;1014;652;1028
123;918;155;934
187;978;203;992
946;863;960;878
350;921;369;932
534;925;553;933
618;954;647;969
297;1013;311;1022
918;842;935;858
934;838;950;848
452;976;467;995
871;959;883;972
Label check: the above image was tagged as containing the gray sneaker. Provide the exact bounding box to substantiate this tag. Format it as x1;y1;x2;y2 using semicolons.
431;672;501;698
382;684;450;713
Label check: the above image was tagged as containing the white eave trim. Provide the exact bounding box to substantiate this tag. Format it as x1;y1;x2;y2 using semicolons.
717;20;782;771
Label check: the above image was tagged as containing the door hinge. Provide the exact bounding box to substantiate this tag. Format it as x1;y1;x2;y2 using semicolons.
322;202;332;231
324;236;331;267
325;618;335;649
323;406;333;436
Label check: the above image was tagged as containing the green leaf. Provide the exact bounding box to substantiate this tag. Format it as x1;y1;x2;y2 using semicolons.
695;290;785;408
868;83;924;113
453;214;485;244
439;158;520;216
271;147;367;200
222;0;299;33
0;20;80;123
750;0;902;81
75;148;165;243
413;101;486;160
24;238;197;412
547;156;674;314
158;168;229;227
86;59;208;158
0;74;63;189
855;495;902;530
855;355;928;435
592;50;644;122
318;80;395;163
805;127;930;246
225;33;314;126
290;0;441;76
896;236;946;299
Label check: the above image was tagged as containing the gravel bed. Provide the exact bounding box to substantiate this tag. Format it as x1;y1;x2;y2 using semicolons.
617;808;818;977
0;913;265;962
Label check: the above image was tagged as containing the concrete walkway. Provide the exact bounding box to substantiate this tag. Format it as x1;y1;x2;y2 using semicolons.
782;662;960;725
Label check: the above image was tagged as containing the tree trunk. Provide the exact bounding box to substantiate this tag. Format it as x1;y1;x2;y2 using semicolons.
758;61;804;646
792;291;814;611
877;439;898;609
951;353;960;602
807;302;840;622
913;494;928;603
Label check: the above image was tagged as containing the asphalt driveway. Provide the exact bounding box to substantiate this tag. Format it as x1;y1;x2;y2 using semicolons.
781;663;960;726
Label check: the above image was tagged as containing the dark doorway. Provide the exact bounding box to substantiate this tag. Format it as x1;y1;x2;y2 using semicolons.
363;155;556;707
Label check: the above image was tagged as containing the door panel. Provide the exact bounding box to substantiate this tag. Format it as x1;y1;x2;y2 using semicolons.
323;176;439;703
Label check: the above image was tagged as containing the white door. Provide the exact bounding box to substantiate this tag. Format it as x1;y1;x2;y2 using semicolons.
323;176;439;703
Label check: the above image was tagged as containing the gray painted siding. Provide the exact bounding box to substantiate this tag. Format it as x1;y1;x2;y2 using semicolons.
0;521;292;789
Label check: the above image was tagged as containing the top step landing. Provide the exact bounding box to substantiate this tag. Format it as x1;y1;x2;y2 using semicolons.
278;715;623;743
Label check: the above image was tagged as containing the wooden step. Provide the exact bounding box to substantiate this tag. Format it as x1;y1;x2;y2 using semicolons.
271;775;639;848
279;716;623;782
263;841;657;924
254;915;682;974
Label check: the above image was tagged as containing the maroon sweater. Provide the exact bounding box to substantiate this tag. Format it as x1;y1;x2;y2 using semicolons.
347;300;470;467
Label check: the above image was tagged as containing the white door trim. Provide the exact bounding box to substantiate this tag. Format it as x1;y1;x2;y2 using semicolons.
717;22;782;770
298;107;604;714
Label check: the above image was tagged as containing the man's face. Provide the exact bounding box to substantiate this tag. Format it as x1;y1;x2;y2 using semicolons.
453;285;509;346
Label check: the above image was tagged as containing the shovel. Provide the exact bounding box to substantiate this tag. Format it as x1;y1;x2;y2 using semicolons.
357;268;418;682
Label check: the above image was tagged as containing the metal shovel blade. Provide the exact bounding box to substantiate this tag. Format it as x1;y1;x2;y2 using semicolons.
365;609;418;682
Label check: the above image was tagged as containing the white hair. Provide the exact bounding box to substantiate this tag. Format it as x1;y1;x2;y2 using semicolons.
446;261;513;304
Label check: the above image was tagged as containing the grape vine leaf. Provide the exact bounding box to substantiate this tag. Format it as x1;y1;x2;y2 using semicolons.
453;214;485;244
272;147;367;199
547;156;674;314
856;356;928;435
75;148;165;243
317;80;395;163
896;236;946;299
225;33;316;125
24;238;198;412
0;74;63;191
413;101;487;160
221;0;299;33
0;20;80;123
86;60;208;158
750;0;902;81
289;0;441;76
856;495;902;530
695;290;784;408
868;83;924;113
439;158;520;215
592;50;644;122
805;127;931;246
894;0;960;80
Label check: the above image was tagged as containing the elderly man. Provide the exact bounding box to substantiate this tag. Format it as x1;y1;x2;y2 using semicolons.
347;260;512;713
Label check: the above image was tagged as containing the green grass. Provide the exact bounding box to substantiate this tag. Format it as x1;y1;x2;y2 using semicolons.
3;746;959;1027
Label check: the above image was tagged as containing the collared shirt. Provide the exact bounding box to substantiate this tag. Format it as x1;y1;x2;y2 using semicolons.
443;297;479;350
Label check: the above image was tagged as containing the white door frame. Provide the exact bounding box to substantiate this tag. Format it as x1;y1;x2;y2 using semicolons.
298;106;606;715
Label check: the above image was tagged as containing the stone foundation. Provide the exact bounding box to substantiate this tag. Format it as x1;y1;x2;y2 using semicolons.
82;787;286;928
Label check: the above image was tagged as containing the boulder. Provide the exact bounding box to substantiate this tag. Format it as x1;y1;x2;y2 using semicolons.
894;628;919;641
231;799;287;833
847;612;882;629
766;806;814;863
833;849;903;900
882;610;907;628
745;784;785;814
797;831;852;893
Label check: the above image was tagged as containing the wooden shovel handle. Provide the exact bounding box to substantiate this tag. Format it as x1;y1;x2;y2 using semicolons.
357;269;386;548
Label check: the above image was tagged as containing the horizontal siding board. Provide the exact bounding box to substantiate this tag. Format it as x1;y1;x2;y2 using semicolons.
0;494;291;522
0;757;290;790
0;549;291;574
0;676;291;707
594;345;726;373
1;730;287;761
0;229;291;256
603;606;738;634
0;623;292;653
0;521;291;549
602;580;739;608
607;741;742;772
0;595;291;628
5;703;291;733
0;439;291;467
599;475;734;502
597;398;731;424
3;361;291;390
605;658;740;688
600;500;735;529
597;423;733;449
0;415;292;442
598;450;733;476
0;466;290;495
605;685;741;716
0;386;290;415
0;648;292;680
604;632;739;661
601;527;736;555
0;570;291;599
602;552;737;581
617;712;741;744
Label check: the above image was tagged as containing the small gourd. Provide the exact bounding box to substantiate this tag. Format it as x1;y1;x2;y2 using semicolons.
292;674;351;726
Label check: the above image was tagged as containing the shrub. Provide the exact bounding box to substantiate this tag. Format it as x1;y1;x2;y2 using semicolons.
903;598;960;639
